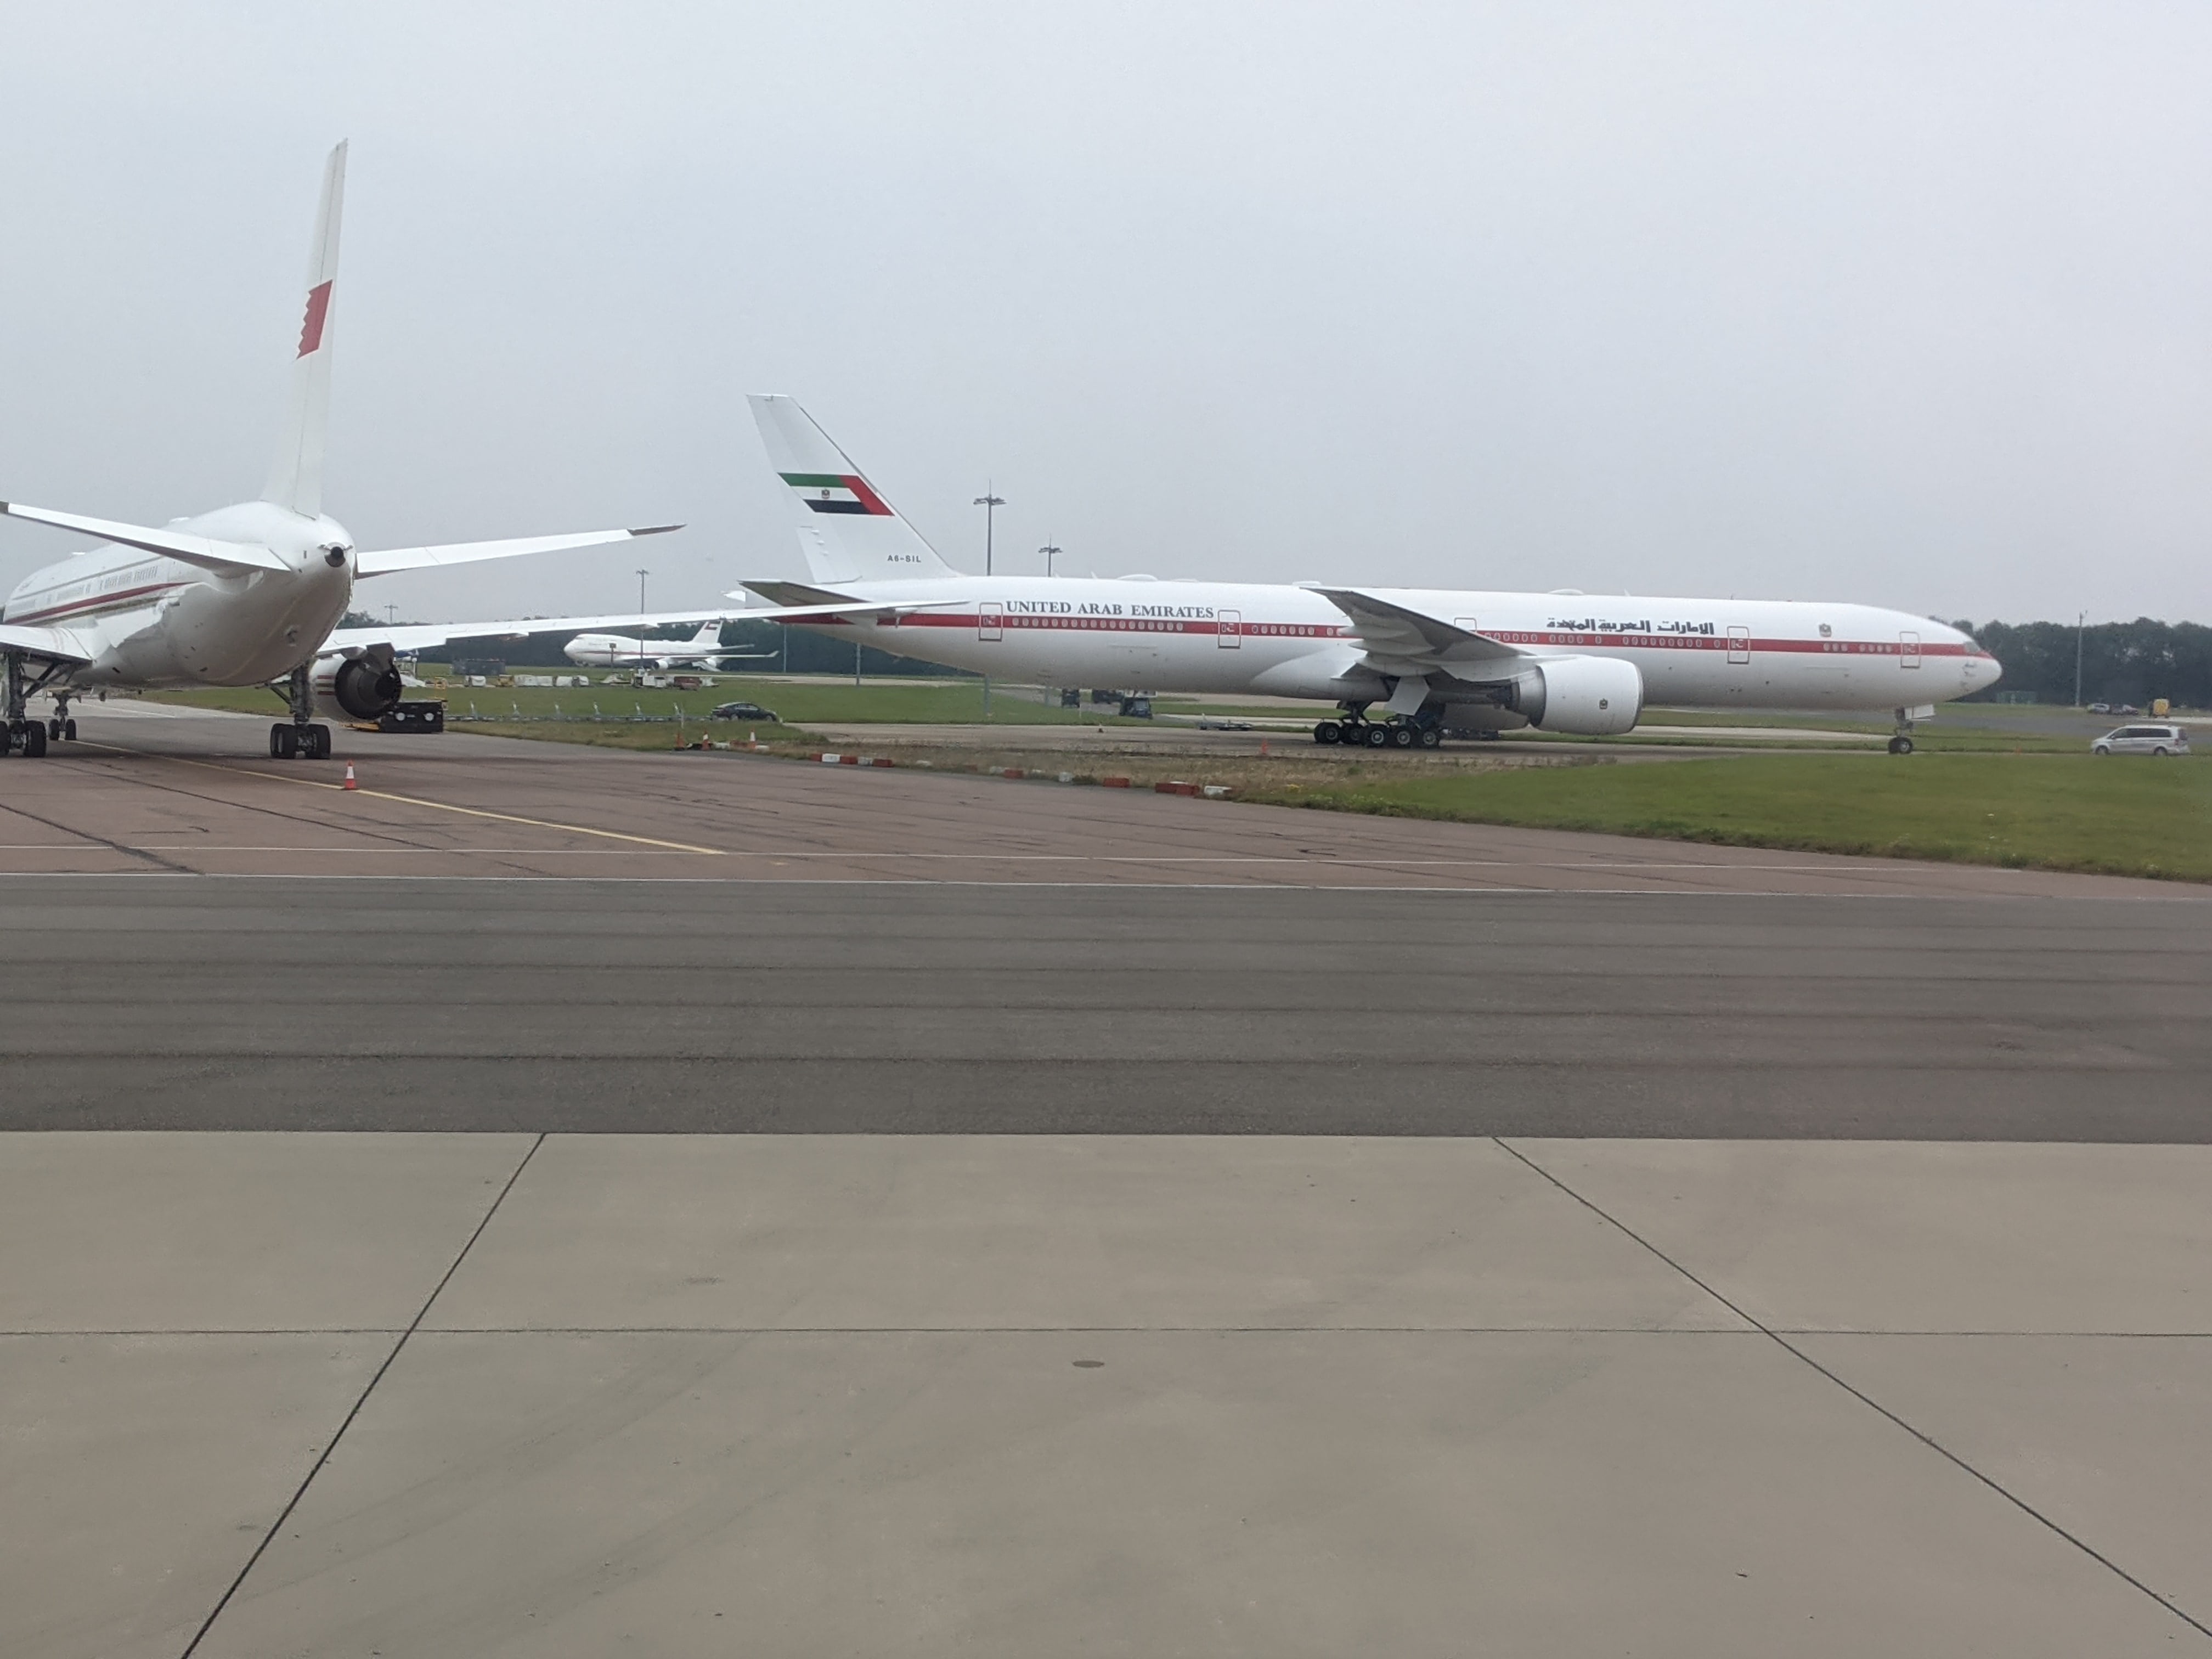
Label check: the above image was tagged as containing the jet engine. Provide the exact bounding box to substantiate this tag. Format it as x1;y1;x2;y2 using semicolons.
1508;655;1643;735
312;649;404;722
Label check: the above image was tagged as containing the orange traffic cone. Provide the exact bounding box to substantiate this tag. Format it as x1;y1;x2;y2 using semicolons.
342;763;358;790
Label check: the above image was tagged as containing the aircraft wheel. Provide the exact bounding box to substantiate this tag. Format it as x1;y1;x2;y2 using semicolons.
272;724;298;759
306;724;332;760
1336;721;1361;744
22;723;47;759
1313;721;1340;745
1887;735;1914;755
1363;724;1391;747
1418;726;1442;749
63;719;76;741
47;720;63;741
1390;724;1417;748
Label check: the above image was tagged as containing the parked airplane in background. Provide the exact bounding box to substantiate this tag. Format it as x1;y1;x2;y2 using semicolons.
732;396;1999;753
564;619;768;671
0;144;729;761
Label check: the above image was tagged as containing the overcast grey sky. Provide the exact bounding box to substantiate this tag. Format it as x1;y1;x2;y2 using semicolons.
4;2;2208;625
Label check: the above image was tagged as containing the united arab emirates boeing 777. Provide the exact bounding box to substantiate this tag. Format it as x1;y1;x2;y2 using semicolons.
731;396;1999;753
0;144;730;761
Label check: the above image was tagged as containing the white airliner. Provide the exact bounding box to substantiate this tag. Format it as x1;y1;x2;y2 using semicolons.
732;396;1999;753
0;144;732;761
563;619;769;671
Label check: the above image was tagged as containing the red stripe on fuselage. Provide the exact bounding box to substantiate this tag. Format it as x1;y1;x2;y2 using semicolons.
7;580;188;625
838;612;1983;656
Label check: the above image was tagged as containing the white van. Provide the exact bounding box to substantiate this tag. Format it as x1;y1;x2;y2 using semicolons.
2091;724;2190;756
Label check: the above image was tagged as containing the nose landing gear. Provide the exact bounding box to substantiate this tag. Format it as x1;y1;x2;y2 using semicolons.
1888;708;1916;755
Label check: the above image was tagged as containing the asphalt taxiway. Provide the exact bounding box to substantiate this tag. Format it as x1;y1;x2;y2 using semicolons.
4;708;2210;1657
1;706;2205;1139
0;704;2178;894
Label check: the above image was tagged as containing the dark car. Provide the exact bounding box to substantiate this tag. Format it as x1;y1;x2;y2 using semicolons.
710;701;780;723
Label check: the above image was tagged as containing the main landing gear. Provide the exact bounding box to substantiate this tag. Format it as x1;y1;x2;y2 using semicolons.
1887;707;1916;755
270;661;332;760
3;650;65;758
1311;706;1443;750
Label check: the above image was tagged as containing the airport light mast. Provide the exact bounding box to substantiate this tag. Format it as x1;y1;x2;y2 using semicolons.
1039;541;1061;577
636;568;649;680
973;486;1005;576
974;486;1005;719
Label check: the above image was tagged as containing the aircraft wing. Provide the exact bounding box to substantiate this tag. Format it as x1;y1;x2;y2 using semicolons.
0;622;101;667
321;608;742;656
0;501;291;574
1310;588;1532;715
1311;589;1526;669
354;524;681;578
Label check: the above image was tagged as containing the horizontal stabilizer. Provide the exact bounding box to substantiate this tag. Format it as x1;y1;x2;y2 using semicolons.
0;622;100;666
0;501;291;573
355;524;681;578
726;583;962;624
323;607;738;657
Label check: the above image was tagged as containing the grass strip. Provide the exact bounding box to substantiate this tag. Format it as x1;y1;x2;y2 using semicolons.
1238;753;2212;882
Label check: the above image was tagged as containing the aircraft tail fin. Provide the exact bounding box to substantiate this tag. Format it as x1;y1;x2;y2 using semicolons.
691;619;725;647
262;142;347;520
748;394;956;584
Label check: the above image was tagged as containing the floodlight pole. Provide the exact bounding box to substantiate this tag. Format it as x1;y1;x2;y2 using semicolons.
973;485;1005;576
2074;611;2085;708
636;568;650;681
974;484;1005;718
1040;541;1061;577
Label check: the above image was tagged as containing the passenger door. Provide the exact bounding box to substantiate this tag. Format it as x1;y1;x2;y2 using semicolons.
979;601;1003;642
1216;608;1240;648
1900;630;1921;670
1727;627;1750;665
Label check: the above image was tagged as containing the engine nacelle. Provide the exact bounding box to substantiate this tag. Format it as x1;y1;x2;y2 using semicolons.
1510;655;1643;735
313;651;403;722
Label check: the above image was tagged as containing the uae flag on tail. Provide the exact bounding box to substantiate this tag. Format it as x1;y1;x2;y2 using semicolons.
781;472;894;516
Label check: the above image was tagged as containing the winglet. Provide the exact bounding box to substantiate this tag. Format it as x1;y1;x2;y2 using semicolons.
262;142;347;520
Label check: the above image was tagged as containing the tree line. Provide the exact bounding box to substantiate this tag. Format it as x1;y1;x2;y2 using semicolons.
1955;618;2212;708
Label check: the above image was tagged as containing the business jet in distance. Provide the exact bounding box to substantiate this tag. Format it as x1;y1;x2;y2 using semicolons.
0;144;735;761
563;620;770;672
731;396;1999;754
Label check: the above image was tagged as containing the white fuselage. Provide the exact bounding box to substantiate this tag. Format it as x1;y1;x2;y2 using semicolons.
777;577;1996;715
2;500;354;690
